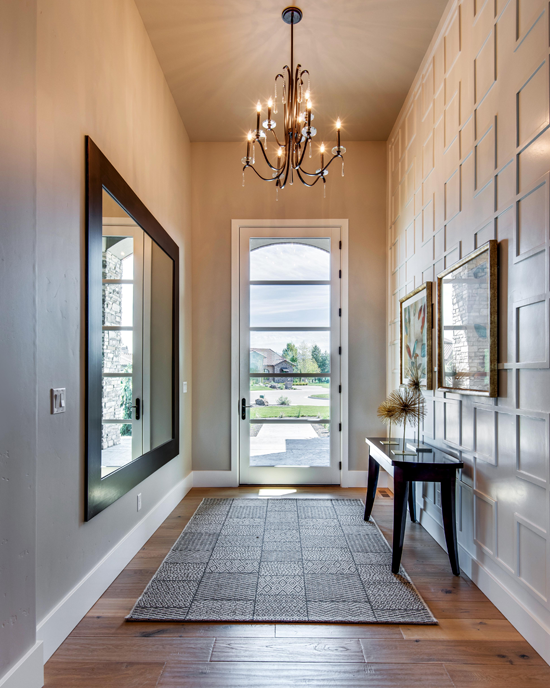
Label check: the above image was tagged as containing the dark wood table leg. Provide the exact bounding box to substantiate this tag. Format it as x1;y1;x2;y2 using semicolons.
391;468;408;574
408;481;416;522
364;454;380;521
441;476;460;575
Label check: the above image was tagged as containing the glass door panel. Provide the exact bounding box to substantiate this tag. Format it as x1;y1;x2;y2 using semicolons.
239;227;340;485
101;193;143;478
250;285;331;327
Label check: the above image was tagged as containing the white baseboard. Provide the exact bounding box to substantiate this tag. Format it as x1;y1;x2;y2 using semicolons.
0;641;43;688
418;505;550;667
192;470;239;487
36;472;193;662
341;468;393;489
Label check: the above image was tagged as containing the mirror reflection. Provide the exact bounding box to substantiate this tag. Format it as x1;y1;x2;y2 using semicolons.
101;190;173;477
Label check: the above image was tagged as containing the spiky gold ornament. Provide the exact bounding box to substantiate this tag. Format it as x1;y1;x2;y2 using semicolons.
377;398;399;445
387;386;427;452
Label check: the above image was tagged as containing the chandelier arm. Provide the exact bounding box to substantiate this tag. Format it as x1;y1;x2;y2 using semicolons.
257;139;283;171
295;168;322;187
295;133;311;169
298;152;342;177
244;164;282;183
268;128;284;149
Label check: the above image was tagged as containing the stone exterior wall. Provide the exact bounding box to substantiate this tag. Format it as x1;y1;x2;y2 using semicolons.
102;249;124;449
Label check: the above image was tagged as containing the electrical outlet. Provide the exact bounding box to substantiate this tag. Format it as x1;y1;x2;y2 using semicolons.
51;388;66;414
137;493;142;512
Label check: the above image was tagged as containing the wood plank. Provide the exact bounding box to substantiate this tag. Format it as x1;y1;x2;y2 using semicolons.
157;661;455;687
400;618;524;641
73;617;276;638
360;639;546;665
49;637;214;663
210;638;364;663
275;624;403;639
426;600;506;620
444;663;550;686
44;661;165;687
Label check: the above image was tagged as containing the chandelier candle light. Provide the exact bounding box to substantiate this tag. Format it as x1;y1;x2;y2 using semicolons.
241;6;346;196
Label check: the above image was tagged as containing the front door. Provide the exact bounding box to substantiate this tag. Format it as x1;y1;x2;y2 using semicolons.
239;226;341;484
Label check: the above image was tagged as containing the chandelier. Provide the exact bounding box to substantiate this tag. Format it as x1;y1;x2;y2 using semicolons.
241;6;346;196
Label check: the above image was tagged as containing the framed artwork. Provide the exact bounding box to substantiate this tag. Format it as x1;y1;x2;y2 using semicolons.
400;282;433;390
437;240;498;397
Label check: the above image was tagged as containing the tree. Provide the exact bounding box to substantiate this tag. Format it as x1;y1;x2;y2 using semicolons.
318;351;330;374
311;344;322;368
298;342;320;374
282;342;298;366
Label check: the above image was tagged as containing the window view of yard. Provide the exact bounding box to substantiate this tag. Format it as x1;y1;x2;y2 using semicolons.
248;349;330;467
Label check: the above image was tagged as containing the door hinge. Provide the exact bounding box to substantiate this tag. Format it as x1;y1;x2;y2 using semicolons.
339;269;342;278
339;240;342;249
339;461;342;470
338;308;342;317
339;384;342;393
339;423;342;432
338;346;342;355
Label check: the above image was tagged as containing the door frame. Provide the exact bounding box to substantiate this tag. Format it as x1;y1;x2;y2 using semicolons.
230;219;349;486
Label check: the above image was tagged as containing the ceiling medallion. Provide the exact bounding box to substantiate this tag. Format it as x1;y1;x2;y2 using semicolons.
241;6;346;198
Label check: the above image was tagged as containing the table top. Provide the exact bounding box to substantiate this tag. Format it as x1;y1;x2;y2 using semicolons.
365;437;464;469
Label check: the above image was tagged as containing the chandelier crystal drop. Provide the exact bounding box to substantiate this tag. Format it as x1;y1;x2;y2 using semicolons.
241;6;346;192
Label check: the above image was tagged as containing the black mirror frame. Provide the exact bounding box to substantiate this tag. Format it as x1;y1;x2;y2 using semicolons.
85;137;179;521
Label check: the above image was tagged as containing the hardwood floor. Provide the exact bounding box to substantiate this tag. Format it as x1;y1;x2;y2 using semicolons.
44;486;549;687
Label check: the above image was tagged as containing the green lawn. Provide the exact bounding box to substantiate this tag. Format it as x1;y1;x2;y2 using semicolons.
309;393;329;400
316;382;330;388
250;405;330;420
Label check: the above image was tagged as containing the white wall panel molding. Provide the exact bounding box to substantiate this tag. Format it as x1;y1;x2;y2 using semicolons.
388;0;550;658
37;472;193;662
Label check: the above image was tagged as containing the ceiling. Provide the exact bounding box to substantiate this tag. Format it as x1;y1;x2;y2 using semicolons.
135;0;448;142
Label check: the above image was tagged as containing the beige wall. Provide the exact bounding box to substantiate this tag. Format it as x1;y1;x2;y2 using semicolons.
387;0;550;662
35;0;192;626
191;141;386;472
0;0;37;679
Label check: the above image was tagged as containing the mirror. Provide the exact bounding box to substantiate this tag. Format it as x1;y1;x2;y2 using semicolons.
86;139;179;519
437;240;497;397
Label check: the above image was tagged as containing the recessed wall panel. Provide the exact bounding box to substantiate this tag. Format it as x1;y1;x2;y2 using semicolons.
518;415;547;483
519;369;550;412
517;63;549;148
517;300;546;363
475;31;495;104
517;181;547;257
474;493;495;553
518;521;547;600
476;408;496;462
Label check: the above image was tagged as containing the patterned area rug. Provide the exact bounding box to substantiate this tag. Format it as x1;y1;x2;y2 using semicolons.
127;498;436;624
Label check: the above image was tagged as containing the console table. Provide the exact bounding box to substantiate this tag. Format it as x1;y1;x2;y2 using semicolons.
364;437;463;576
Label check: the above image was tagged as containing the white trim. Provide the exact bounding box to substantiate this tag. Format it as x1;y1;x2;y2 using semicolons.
193;470;239;488
0;641;43;688
36;472;193;662
418;504;550;666
231;219;349;486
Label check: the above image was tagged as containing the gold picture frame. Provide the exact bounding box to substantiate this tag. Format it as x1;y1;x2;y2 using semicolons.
400;282;433;390
436;240;498;397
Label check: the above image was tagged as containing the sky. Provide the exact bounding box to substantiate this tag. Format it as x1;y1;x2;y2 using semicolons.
249;242;331;355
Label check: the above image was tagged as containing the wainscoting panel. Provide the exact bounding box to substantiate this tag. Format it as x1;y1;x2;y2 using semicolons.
387;0;550;665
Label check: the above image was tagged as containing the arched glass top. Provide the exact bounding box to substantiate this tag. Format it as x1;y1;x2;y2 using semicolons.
250;238;330;281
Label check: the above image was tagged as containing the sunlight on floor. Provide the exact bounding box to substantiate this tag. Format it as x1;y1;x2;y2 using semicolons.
258;488;298;498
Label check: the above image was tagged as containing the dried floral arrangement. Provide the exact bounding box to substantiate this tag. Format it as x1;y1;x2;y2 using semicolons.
386;386;426;452
377;398;399;445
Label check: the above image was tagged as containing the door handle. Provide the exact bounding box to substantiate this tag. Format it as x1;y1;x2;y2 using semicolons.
131;398;141;421
241;398;253;420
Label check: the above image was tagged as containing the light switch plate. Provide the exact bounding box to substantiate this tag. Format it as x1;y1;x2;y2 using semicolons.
183;381;188;393
51;388;66;414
